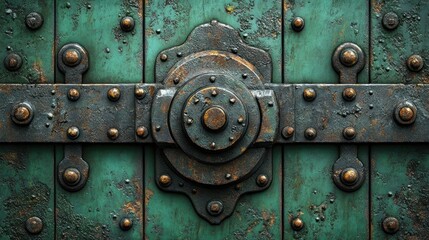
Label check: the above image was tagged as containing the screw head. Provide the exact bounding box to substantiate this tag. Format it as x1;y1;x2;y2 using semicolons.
107;87;121;101
160;53;168;62
120;16;135;32
12;103;33;125
407;54;424;72
159;174;171;187
382;12;399;30
303;88;316;101
4;53;22;71
25;216;43;234
291;17;305;32
107;128;119;140
136;126;149;139
394;101;417;125
343;127;356;140
119;217;133;231
63;168;81;185
340;48;359;67
68;88;80;101
342;88;357;101
382;217;399;234
291;217;304;231
25;12;44;30
135;88;146;99
282;126;295;139
341;168;359;185
67;126;80;140
207;200;223;216
62;48;81;67
256;174;269;187
304;128;317;140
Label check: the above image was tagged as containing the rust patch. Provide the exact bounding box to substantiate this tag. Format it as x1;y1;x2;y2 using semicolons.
225;4;235;14
32;62;47;83
145;189;154;206
283;1;293;12
372;1;384;14
0;151;26;170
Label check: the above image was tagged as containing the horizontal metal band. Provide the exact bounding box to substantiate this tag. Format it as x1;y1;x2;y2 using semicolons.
0;83;427;143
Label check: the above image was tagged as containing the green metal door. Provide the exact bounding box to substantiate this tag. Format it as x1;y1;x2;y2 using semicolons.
0;1;428;239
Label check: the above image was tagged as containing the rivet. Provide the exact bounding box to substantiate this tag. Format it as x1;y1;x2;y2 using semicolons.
4;53;23;71
67;88;80;101
256;174;269;187
399;107;414;122
194;98;200;104
135;88;146;99
210;142;216;149
107;128;119;140
382;217;399;234
210;19;218;25
176;52;183;57
119;217;133;231
12;103;33;125
382;12;399;30
120;16;135;32
62;48;81;67
25;216;43;234
268;101;274;107
291;217;304;231
343;127;356;140
340;48;358;67
209;76;216;82
225;173;231;180
191;188;197;194
395;101;417;125
155;29;161;34
107;87;121;101
63;167;81;185
207;200;223;216
237;116;244;124
304;127;317;140
303;88;316;101
231;47;238;54
407;55;424;72
25;12;44;30
211;90;218;96
159;174;171;187
341;168;359;185
229;98;236;104
242;73;248;79
173;78;180;84
155;125;161;131
291;17;305;32
342;88;357;101
136;126;149;138
229;136;234;141
160;53;168;62
67;126;80;140
186;118;193;125
282;126;295;139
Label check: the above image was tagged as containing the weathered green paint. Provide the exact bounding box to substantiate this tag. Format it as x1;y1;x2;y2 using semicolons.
145;0;282;238
371;145;429;239
370;0;429;83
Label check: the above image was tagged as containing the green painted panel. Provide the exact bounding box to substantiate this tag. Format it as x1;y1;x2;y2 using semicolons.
283;145;369;239
284;0;369;83
145;1;282;237
55;145;143;239
370;0;429;83
0;1;54;83
0;145;54;240
56;0;143;83
371;145;429;239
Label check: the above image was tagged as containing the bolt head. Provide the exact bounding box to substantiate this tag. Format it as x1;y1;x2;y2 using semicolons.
282;126;294;139
341;168;359;185
159;174;171;187
67;126;80;140
135;88;146;99
304;128;317;140
383;217;399;234
342;88;357;101
382;12;399;30
291;217;304;231
25;216;43;234
256;174;269;187
160;53;168;62
25;12;44;30
207;200;223;216
407;55;424;72
107;128;119;140
291;17;305;32
399;107;414;122
68;88;80;101
12;103;33;125
303;88;316;101
202;107;227;131
343;127;356;140
63;168;81;185
136;126;148;138
120;16;135;32
119;217;133;231
4;53;22;71
107;87;121;101
340;48;358;67
62;48;81;67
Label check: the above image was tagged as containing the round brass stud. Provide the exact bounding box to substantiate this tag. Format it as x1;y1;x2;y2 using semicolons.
256;174;269;187
135;88;146;99
63;168;81;186
12;102;33;125
120;16;135;32
14;106;30;122
25;216;43;234
304;127;317;140
107;87;121;102
207;200;223;216
382;217;399;234
160;53;168;62
394;101;417;125
159;174;171;187
342;87;357;101
291;217;304;231
67;126;80;140
202;107;227;131
4;53;22;71
341;168;359;185
407;54;424;72
62;48;81;67
282;126;295;139
107;128;119;140
119;217;133;231
399;107;414;122
136;126;149;139
67;88;80;101
340;48;359;67
343;127;356;140
303;88;316;101
291;17;305;32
